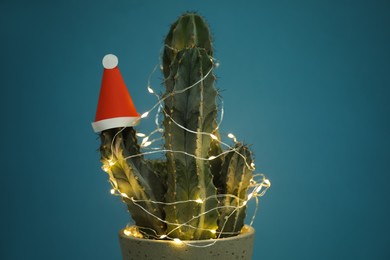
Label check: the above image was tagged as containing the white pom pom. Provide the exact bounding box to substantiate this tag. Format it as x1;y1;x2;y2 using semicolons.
102;54;118;69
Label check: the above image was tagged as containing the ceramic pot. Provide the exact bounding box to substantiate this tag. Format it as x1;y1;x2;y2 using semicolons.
118;225;255;260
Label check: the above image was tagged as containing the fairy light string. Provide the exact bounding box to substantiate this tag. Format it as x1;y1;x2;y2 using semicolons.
102;46;271;247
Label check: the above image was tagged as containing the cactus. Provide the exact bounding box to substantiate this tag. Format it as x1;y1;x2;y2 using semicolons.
100;128;166;236
217;144;254;237
97;13;260;240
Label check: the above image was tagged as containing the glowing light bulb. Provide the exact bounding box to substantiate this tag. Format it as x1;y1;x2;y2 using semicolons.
227;133;237;142
147;86;154;93
121;193;129;199
227;133;235;139
110;189;115;195
173;238;182;244
108;159;115;166
102;165;109;172
250;162;255;168
210;229;216;234
210;134;218;140
160;235;167;239
208;156;216;160
123;227;143;238
136;133;146;137
141;112;149;118
195;198;203;204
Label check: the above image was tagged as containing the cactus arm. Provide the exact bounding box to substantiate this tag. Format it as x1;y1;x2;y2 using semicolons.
217;144;253;237
122;128;166;203
100;128;166;236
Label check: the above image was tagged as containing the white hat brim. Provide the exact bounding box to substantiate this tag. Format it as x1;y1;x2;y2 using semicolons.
92;116;140;133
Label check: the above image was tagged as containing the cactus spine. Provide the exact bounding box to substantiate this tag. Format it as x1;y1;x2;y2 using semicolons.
98;13;257;240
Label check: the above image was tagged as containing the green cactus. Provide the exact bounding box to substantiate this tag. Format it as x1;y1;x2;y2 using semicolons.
100;128;166;236
97;13;261;241
217;144;254;237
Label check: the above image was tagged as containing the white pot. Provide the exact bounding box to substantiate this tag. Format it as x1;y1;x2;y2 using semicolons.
118;225;255;260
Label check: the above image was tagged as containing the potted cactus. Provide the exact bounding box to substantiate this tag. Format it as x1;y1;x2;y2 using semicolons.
93;13;270;260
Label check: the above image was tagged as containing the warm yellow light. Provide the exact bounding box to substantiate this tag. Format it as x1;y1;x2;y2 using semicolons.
195;198;203;204
227;133;237;142
208;156;216;160
121;193;129;199
210;134;218;140
242;201;247;206
159;235;167;239
108;159;115;166
102;165;110;172
123;226;143;238
247;193;253;200
210;229;216;234
264;179;271;187
173;238;182;244
110;189;115;195
250;162;255;168
141;112;149;118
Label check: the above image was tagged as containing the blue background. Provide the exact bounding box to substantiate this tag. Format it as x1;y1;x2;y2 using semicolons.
1;0;389;259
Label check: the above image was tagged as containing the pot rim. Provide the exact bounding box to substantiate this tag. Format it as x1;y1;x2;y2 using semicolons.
119;224;255;245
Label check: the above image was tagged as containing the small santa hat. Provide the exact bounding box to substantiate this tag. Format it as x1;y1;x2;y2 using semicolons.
92;54;140;133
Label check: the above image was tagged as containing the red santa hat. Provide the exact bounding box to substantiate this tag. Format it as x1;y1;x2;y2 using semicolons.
92;54;140;133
